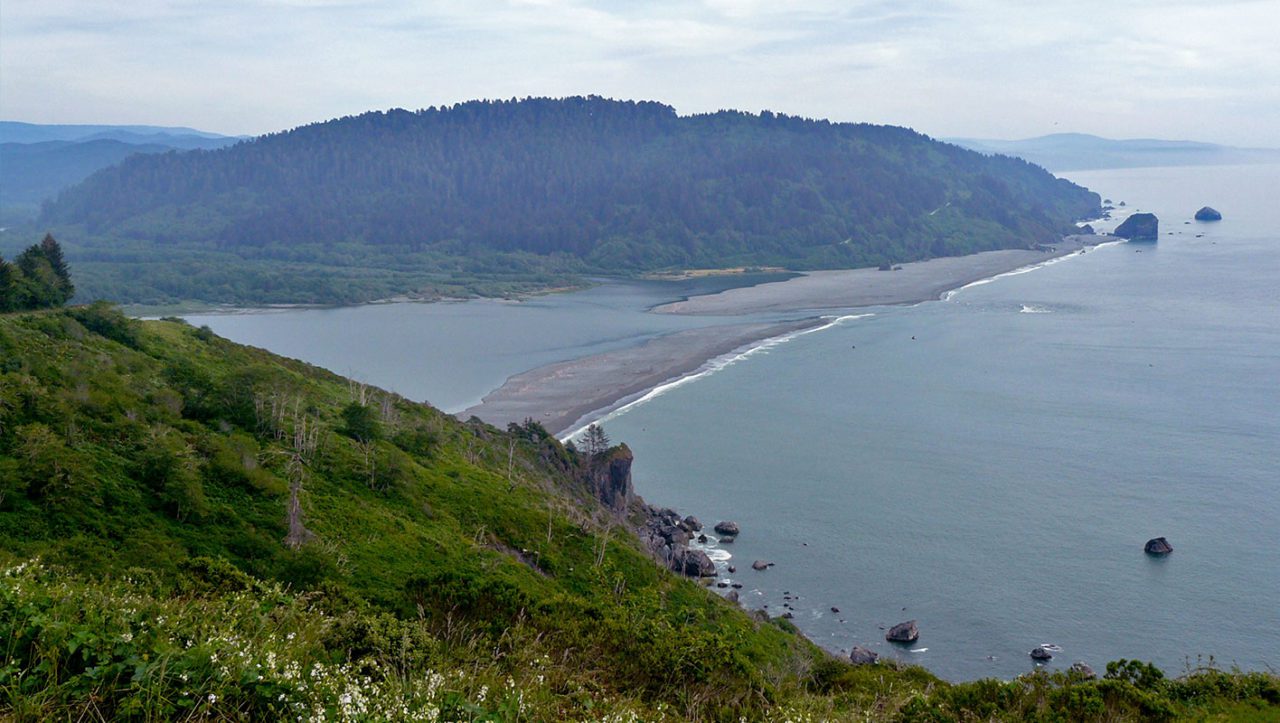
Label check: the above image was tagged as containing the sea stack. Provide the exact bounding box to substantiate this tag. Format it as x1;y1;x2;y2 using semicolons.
1114;213;1159;241
1195;206;1223;221
1145;537;1174;555
713;521;740;536
886;620;919;643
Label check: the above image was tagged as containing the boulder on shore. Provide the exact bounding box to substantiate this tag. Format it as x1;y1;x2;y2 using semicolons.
1145;536;1174;554
886;620;919;643
850;646;879;665
671;548;716;577
1114;213;1159;241
1070;662;1097;679
1030;646;1054;661
683;515;702;531
1194;206;1222;221
714;521;740;536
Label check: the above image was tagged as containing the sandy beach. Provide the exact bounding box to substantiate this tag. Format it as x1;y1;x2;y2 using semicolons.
460;318;824;435
463;234;1111;436
654;235;1105;315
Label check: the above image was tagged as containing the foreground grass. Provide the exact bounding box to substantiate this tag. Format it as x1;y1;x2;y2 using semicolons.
1;307;1277;720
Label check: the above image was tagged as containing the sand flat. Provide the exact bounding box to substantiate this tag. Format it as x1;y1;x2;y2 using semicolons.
653;237;1101;315
461;318;823;435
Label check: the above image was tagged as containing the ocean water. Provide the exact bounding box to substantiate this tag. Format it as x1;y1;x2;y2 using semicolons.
596;164;1280;679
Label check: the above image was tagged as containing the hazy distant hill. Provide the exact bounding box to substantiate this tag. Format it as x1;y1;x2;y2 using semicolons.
948;132;1280;171
0;122;243;224
34;97;1100;305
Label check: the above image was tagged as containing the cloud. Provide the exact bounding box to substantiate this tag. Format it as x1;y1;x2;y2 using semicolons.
0;0;1276;145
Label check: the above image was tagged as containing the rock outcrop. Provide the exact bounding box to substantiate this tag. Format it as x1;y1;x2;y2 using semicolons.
886;620;919;643
1070;662;1097;679
1144;536;1173;554
1194;206;1222;221
1114;213;1159;241
683;515;702;531
850;646;879;665
582;445;635;513
713;521;740;536
671;548;716;577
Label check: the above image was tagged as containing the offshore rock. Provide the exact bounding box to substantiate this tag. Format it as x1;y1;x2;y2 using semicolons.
1194;206;1222;221
1031;646;1054;661
850;646;879;665
1114;213;1159;241
751;560;773;571
714;520;740;536
886;620;919;643
1145;536;1174;554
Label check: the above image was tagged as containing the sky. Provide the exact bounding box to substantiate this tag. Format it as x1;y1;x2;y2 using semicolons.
2;0;1278;146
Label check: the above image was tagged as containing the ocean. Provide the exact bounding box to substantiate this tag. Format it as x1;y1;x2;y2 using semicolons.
187;162;1279;681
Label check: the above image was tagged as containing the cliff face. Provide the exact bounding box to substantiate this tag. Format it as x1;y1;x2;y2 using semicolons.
582;444;635;514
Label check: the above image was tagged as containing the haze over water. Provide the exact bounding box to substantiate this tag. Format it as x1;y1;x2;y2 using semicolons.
600;163;1280;679
187;163;1279;680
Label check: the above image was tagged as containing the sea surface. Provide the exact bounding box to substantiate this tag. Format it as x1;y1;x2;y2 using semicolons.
187;163;1279;681
597;163;1280;679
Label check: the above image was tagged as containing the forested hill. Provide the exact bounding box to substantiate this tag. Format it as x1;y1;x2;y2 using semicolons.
39;97;1100;303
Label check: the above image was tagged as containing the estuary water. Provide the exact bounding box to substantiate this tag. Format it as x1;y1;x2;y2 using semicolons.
187;163;1279;680
599;163;1280;679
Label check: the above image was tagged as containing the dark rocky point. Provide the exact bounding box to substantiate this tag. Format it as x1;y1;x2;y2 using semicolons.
1194;206;1222;221
713;521;740;536
886;620;919;643
1145;536;1173;554
1114;213;1159;241
850;646;879;665
683;515;702;531
672;548;716;577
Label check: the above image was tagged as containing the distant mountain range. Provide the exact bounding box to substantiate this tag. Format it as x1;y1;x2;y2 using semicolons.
947;133;1280;172
1;122;245;222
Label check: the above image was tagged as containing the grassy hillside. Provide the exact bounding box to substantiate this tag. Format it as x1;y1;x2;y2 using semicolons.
1;307;1275;720
33;97;1101;306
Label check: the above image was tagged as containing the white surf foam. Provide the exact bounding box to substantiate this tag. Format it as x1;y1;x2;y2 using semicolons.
1020;304;1053;314
560;313;873;441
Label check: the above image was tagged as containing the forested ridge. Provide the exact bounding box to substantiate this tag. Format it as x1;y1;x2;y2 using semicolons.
38;97;1100;305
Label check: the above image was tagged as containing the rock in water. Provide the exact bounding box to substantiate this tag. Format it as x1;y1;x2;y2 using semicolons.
1145;537;1174;554
1114;213;1159;241
714;520;740;536
1194;206;1222;221
751;560;772;571
1070;662;1097;679
886;620;919;643
1030;646;1054;660
850;646;879;665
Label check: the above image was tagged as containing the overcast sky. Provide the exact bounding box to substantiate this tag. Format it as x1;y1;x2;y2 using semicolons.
3;0;1278;145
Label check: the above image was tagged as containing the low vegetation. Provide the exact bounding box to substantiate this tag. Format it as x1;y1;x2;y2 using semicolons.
1;306;1276;720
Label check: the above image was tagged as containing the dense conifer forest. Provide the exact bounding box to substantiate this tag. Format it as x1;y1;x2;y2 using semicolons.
36;97;1101;305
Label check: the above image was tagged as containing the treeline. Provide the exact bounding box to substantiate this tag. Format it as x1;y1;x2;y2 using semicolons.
42;97;1101;304
0;234;74;311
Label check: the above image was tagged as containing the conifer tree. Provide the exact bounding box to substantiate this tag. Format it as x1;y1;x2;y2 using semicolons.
40;234;73;293
0;255;14;312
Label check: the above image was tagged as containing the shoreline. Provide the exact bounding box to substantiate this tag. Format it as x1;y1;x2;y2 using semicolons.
463;234;1114;437
459;318;827;436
